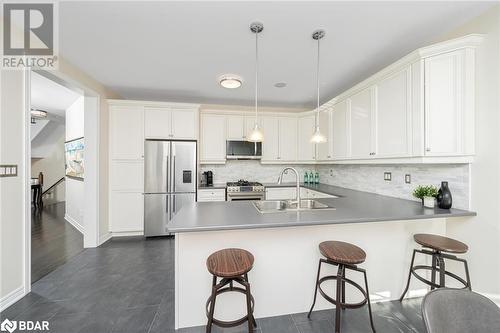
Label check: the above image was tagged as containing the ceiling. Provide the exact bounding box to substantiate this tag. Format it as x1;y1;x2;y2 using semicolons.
59;1;494;109
31;72;82;117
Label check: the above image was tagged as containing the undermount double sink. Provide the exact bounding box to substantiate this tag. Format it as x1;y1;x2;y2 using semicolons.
254;199;336;213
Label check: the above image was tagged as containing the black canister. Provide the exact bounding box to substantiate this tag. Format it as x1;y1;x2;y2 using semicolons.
437;181;452;209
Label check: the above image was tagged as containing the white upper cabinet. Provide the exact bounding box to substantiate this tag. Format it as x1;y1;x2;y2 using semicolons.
171;108;197;139
200;114;226;163
375;67;412;158
331;101;349;159
316;109;332;160
110;105;144;160
298;115;316;161
279;117;298;161
424;49;473;156
349;87;374;159
261;116;280;161
226;115;246;140
145;106;198;140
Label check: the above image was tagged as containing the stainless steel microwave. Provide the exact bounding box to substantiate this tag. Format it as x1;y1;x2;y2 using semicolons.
226;140;262;160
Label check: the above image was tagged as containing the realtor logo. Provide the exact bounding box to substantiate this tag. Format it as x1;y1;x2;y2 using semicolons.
0;319;17;333
1;2;58;69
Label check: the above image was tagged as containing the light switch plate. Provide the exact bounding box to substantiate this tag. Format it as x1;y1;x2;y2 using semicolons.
384;172;392;181
0;165;18;177
405;174;411;184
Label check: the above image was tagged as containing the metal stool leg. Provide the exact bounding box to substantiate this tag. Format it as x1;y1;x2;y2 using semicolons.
430;254;437;290
206;276;217;333
362;269;376;333
244;273;257;327
399;249;417;301
463;259;472;290
438;255;446;287
334;264;344;333
341;266;346;310
243;281;254;332
307;259;323;318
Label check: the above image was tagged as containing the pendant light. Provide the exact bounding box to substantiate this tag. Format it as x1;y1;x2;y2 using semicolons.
247;22;264;142
310;29;327;143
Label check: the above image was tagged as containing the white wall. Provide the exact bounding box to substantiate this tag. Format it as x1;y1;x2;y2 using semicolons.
0;70;28;309
31;132;66;203
436;5;500;297
65;96;85;232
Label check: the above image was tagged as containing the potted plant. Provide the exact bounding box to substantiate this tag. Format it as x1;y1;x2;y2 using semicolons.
413;185;438;208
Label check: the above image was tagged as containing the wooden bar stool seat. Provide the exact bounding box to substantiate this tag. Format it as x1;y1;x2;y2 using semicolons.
400;234;471;302
414;234;468;254
319;241;366;265
205;248;256;333
308;241;375;333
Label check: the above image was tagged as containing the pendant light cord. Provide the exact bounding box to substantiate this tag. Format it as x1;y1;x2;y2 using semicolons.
316;35;320;128
255;30;258;123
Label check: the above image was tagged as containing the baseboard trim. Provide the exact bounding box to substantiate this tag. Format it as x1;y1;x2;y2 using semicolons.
111;231;144;237
0;286;25;312
98;232;112;246
64;214;84;234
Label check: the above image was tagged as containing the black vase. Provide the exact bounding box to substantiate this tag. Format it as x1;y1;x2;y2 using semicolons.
437;181;452;209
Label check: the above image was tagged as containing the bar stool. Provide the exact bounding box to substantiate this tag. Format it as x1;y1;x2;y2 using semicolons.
399;233;471;301
205;248;257;333
308;241;376;333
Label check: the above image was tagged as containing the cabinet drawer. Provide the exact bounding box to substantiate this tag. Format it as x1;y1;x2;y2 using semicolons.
198;189;226;202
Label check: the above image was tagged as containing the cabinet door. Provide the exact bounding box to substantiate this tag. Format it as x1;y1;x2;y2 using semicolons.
110;192;144;232
171;108;197;139
298;115;316;161
350;88;374;159
144;107;172;139
226;115;245;140
110;105;144;159
424;50;464;156
244;116;261;139
261;116;280;161
279;117;298;161
200;114;226;163
331;101;349;159
375;68;412;157
316;110;332;160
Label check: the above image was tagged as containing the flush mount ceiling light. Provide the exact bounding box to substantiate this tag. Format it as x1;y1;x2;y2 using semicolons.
31;108;48;118
219;75;243;89
310;29;327;144
247;21;264;143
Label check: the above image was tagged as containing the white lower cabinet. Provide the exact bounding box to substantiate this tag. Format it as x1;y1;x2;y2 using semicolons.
197;189;226;202
110;192;144;233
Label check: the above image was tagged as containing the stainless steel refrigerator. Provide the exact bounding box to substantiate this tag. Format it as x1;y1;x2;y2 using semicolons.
144;140;197;237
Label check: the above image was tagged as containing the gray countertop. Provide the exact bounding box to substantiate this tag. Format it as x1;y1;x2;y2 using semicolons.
170;183;475;233
197;183;227;190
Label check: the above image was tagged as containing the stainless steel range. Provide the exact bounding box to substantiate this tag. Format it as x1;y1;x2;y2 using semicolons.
226;180;265;201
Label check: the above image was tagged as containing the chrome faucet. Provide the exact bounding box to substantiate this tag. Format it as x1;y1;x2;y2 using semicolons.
277;167;301;207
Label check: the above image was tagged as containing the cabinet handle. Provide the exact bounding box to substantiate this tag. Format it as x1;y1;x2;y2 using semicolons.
426;148;431;152
327;155;331;158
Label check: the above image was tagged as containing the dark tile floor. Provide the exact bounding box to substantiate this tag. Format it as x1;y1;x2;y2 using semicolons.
1;237;426;333
31;202;84;282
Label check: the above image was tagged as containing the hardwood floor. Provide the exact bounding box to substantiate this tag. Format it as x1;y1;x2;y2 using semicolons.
3;236;427;333
31;202;84;283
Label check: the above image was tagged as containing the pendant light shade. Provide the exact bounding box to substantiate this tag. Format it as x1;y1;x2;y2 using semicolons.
247;22;264;142
310;29;327;144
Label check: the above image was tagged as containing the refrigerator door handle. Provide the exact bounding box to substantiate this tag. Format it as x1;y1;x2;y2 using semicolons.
173;155;176;192
173;195;176;213
166;156;169;193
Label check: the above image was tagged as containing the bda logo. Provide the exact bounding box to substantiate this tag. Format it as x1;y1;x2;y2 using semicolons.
0;319;17;333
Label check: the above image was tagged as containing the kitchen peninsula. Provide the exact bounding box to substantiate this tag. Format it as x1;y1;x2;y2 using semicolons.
168;184;475;329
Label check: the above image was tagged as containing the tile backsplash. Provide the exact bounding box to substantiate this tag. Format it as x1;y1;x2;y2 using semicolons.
201;162;470;209
316;164;470;209
200;161;316;184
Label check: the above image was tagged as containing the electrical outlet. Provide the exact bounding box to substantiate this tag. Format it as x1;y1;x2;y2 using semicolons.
384;172;392;181
329;169;333;176
405;174;411;184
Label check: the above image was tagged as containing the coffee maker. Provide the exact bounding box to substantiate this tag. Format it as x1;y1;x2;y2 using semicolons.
202;171;213;186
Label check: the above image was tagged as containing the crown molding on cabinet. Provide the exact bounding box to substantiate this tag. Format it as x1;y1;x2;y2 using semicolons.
108;99;200;110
